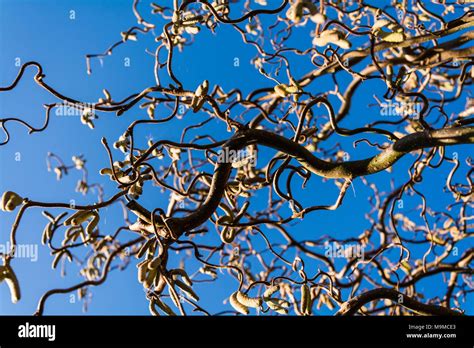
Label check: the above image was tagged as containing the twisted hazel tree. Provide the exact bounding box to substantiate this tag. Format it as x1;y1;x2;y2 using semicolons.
0;0;473;316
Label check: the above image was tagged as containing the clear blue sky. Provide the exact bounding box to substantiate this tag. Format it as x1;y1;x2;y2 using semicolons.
0;0;472;315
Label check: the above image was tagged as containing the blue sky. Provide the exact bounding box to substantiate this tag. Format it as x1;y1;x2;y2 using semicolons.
0;0;472;315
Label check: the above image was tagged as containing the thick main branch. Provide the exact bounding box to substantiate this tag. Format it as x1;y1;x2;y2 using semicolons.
165;126;474;236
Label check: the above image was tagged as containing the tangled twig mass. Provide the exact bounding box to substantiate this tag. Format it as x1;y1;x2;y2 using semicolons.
0;0;473;316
